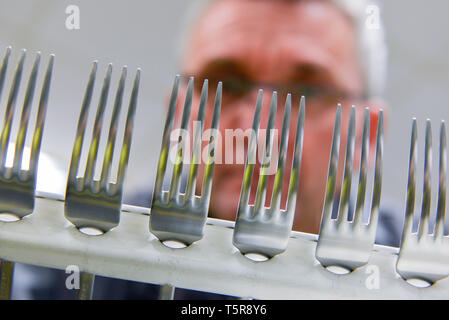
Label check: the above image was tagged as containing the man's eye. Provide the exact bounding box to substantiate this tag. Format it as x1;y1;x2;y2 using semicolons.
222;78;251;96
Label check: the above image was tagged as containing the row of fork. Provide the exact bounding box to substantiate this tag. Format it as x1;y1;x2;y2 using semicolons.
0;45;448;300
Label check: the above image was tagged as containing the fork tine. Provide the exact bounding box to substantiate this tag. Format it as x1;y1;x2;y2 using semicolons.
67;62;98;186
353;108;370;226
238;90;263;215
253;91;277;214
0;47;12;104
99;66;127;190
285;96;305;216
0;49;26;169
418;120;433;239
153;75;180;199
83;64;112;189
435;121;447;240
116;69;140;190
185;79;208;202
336;106;356;225
320;105;342;228
402;119;418;242
270;94;291;216
200;82;222;205
366;110;384;232
168;77;194;201
13;52;41;172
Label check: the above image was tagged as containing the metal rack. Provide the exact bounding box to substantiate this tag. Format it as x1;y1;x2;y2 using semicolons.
0;191;448;299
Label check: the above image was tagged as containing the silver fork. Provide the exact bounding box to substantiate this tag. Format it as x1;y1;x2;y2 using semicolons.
150;76;222;245
396;119;448;285
0;47;54;300
64;61;140;299
315;105;384;271
232;91;305;259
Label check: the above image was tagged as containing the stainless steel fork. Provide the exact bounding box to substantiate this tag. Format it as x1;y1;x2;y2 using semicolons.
64;61;140;299
0;47;54;300
150;76;222;245
396;119;448;285
315;105;384;271
232;91;305;259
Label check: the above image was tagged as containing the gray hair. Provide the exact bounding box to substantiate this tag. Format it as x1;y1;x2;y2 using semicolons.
176;0;388;99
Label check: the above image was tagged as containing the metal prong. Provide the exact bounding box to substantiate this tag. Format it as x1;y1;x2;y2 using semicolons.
0;47;12;107
402;119;418;243
100;66;127;190
367;110;383;234
238;90;263;216
28;54;54;179
353;108;370;226
435;121;447;240
77;272;95;300
185;79;208;202
0;49;26;169
67;61;98;186
285;96;305;217
153;75;180;199
418;120;432;239
169;77;194;201
337;106;356;225
116;68;140;190
254;91;277;215
270;94;291;216
320;105;342;229
13;52;41;172
84;64;112;189
0;260;14;300
200;82;222;205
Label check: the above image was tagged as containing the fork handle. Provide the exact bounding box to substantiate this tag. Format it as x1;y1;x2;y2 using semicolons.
77;272;95;300
0;260;14;300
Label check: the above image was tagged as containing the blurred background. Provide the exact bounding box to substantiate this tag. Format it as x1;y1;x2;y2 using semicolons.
0;0;448;224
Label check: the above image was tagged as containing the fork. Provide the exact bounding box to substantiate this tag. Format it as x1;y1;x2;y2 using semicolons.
232;91;305;259
396;119;448;285
315;105;384;271
150;76;222;245
64;61;140;299
0;47;54;300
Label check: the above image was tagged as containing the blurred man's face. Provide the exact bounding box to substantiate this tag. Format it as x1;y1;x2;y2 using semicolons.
180;0;367;234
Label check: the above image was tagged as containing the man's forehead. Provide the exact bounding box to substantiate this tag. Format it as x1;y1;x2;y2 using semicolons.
183;0;358;77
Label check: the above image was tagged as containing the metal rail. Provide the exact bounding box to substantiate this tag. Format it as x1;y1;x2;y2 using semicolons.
0;192;448;299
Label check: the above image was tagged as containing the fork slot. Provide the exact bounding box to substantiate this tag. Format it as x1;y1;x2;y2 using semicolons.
402;119;418;242
435;121;447;240
336;106;356;225
0;47;12;102
285;96;305;217
168;77;194;202
270;94;292;215
200;82;222;205
417;120;432;239
320;104;342;231
365;110;383;233
0;49;26;170
352;108;370;226
237;90;263;216
12;52;41;173
83;64;113;190
99;66;127;191
185;79;208;202
253;92;278;214
153;76;180;199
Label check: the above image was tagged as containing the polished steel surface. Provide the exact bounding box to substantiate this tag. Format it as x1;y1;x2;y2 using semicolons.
315;106;384;271
232;92;305;258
